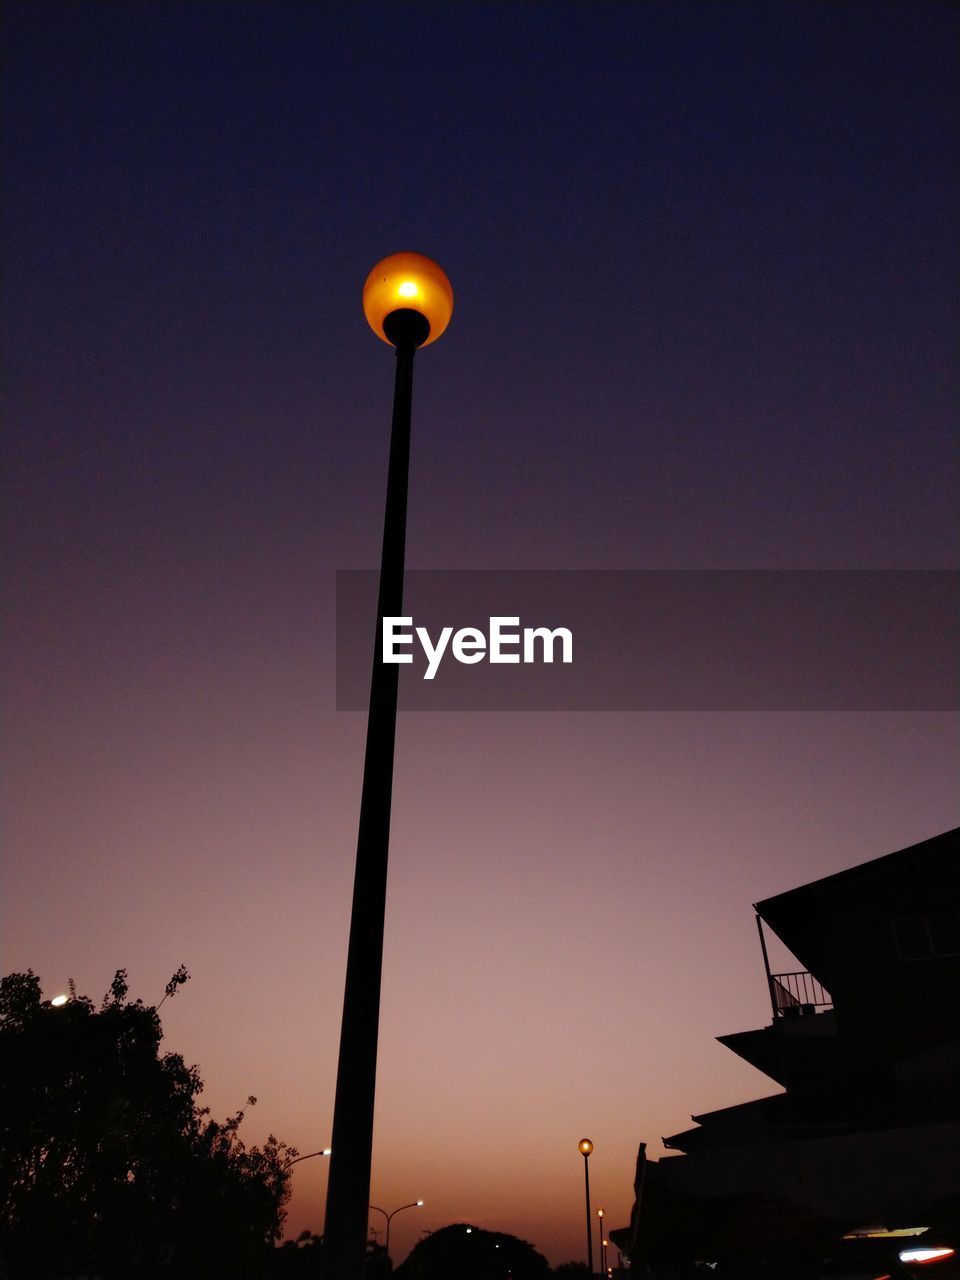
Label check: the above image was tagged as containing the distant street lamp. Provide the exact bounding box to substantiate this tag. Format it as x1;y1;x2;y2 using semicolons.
369;1199;424;1261
283;1148;332;1169
597;1208;607;1278
578;1139;594;1275
323;253;453;1280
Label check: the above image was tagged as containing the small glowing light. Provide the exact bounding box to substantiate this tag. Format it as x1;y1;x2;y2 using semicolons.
51;994;68;1007
323;1148;332;1156
899;1248;955;1264
597;1207;605;1218
578;1138;594;1156
397;281;419;298
416;1200;424;1206
466;1227;472;1234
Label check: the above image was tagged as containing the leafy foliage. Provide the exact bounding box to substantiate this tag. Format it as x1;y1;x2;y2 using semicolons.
0;968;295;1279
394;1222;551;1280
273;1229;324;1276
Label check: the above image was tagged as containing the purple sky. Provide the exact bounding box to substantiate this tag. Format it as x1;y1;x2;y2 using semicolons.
3;1;957;1265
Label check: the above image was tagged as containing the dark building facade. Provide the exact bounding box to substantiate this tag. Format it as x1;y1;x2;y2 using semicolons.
614;828;960;1268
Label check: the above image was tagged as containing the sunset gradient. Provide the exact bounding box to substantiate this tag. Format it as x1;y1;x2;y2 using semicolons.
3;1;957;1266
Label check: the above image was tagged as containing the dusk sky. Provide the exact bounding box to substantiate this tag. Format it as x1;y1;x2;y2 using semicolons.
3;0;958;1267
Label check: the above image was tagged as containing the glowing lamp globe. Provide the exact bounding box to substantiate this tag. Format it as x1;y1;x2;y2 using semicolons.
362;252;453;348
578;1138;594;1156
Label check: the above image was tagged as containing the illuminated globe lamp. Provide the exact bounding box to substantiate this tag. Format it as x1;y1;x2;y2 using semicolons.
362;251;454;349
324;253;453;1280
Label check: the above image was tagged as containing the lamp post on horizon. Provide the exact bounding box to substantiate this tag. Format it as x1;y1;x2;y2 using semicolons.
597;1208;607;1279
283;1147;332;1170
369;1199;424;1262
323;253;454;1280
578;1139;594;1276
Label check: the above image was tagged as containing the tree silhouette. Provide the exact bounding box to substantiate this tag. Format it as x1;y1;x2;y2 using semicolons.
393;1222;550;1280
0;968;295;1279
273;1229;325;1276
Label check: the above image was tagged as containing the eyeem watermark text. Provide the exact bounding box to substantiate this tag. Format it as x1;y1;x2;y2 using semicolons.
383;616;574;680
337;571;957;710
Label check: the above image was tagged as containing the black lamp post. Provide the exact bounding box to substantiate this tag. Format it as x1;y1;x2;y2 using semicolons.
284;1147;332;1170
369;1199;424;1263
323;253;454;1280
578;1138;594;1276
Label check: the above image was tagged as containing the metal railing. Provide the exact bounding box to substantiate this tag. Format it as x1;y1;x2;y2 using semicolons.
770;970;832;1018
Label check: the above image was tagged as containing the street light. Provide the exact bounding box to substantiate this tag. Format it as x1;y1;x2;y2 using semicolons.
283;1148;332;1169
361;253;453;348
597;1209;607;1279
324;253;453;1280
578;1139;594;1276
369;1199;424;1262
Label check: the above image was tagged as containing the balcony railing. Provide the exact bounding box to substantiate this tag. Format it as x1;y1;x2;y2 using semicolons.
770;970;832;1018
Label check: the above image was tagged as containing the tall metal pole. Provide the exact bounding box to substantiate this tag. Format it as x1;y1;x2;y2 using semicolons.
583;1151;594;1276
324;327;419;1279
369;1201;421;1266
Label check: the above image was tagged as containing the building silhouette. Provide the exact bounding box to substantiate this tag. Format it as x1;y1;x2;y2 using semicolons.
614;828;960;1267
